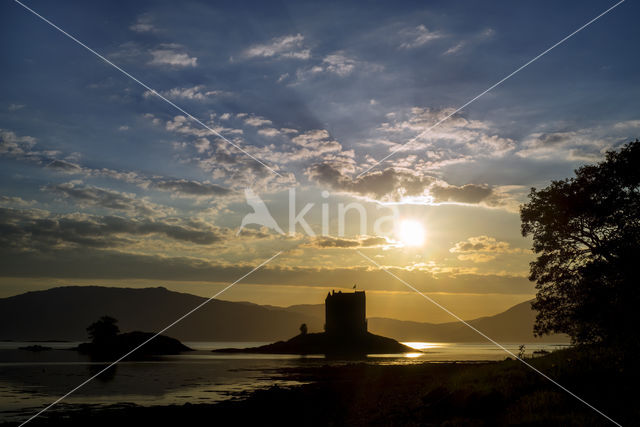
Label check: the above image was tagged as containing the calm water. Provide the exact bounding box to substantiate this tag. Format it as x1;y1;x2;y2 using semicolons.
0;341;568;422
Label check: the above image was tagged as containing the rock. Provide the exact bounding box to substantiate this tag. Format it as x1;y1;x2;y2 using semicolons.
213;331;417;357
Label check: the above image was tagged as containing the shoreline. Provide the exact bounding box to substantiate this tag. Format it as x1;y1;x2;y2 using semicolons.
2;346;636;426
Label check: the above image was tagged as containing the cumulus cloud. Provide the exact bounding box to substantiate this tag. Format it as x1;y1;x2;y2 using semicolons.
399;25;442;49
307;164;432;200
130;14;156;33
153;179;231;198
306;163;512;208
322;53;357;76
244;34;310;60
244;116;273;127
45;182;171;217
0;196;35;207
305;235;395;249
46;159;83;173
0;207;225;252
244;129;349;165
291;130;341;151
515;128;624;162
0;127;248;205
258;128;280;137
149;44;197;67
0;129;36;155
143;85;225;101
430;183;494;204
373;107;515;169
293;52;381;82
165;115;243;138
450;235;523;263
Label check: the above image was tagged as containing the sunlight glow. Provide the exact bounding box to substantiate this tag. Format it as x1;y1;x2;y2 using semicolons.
397;220;426;247
402;342;447;351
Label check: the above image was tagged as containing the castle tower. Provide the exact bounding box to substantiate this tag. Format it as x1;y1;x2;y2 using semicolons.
324;290;367;337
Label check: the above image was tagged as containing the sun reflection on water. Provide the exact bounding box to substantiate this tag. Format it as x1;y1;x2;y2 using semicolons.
402;342;449;351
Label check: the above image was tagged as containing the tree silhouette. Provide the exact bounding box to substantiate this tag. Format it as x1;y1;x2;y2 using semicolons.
521;140;640;346
87;315;120;344
299;323;308;336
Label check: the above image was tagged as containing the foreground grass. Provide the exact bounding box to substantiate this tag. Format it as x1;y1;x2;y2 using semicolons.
10;345;637;426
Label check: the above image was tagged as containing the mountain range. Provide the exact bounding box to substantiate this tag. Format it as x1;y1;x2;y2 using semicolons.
0;286;567;343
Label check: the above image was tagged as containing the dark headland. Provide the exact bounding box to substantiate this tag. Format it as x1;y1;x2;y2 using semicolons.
214;290;416;357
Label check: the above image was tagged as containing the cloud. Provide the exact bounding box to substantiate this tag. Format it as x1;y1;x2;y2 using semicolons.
244;116;273;127
153;179;231;198
0;127;251;203
322;53;357;76
244;129;349;165
373;107;515;169
149;44;197;67
0;239;532;295
443;42;465;55
0;207;225;252
258;128;280;137
45;159;84;173
8;104;25;111
293;52;381;82
0;129;36;155
143;85;225;101
429;183;493;204
613;120;640;129
0;196;35;207
307;164;432;200
399;25;442;49
130;14;156;33
443;28;494;56
515;129;622;161
244;34;310;60
305;235;395;249
292;129;341;151
306;163;511;208
450;235;524;263
165;115;243;138
45;182;171;217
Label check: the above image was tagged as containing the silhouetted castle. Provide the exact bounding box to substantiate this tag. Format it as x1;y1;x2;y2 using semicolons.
215;288;415;356
324;290;367;337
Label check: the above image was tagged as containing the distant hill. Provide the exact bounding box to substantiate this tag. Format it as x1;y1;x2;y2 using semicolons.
368;301;568;343
0;286;323;341
0;286;567;343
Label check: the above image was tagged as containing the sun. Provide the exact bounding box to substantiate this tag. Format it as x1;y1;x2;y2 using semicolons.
397;219;426;247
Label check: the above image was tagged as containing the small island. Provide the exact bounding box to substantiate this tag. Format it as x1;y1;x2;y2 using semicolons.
18;344;53;352
75;316;192;360
214;290;416;357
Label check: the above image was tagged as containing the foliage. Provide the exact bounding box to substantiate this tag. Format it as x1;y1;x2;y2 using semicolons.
521;140;640;346
87;315;120;344
299;323;308;335
517;344;526;359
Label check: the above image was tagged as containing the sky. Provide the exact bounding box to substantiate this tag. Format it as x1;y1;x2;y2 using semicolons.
1;0;638;323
